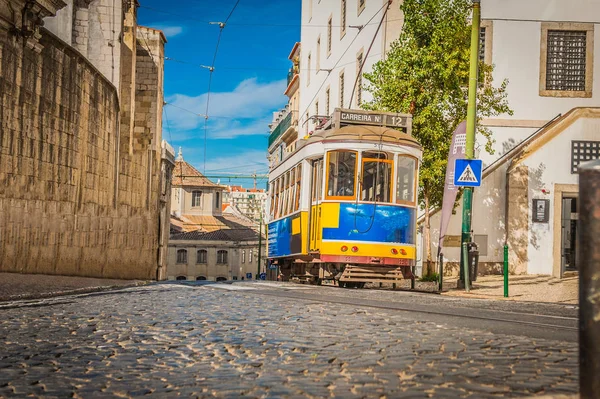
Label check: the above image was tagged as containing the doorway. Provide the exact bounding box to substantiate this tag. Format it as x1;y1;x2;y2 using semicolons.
560;196;578;273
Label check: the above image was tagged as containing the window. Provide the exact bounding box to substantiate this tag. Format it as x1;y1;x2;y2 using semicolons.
327;151;357;199
315;101;319;117
339;71;345;108
540;23;593;98
176;249;187;264
316;37;321;71
341;0;347;38
197;249;207;264
571;141;600;173
176;276;187;281
242;250;246;263
312;159;323;202
249;250;253;263
327;17;332;56
307;53;312;86
396;156;417;204
196;276;207;281
479;27;486;62
358;0;365;15
325;88;330;116
217;250;228;264
361;152;392;203
356;51;363;106
215;192;220;209
192;191;202;207
294;164;302;211
305;112;309;135
546;30;587;91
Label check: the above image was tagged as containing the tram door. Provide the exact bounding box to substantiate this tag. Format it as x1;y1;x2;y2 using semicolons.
310;158;324;251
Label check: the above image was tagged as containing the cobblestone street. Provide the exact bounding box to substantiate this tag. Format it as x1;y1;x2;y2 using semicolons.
0;283;578;398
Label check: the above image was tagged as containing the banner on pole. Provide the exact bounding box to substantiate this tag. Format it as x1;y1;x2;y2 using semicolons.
438;121;467;254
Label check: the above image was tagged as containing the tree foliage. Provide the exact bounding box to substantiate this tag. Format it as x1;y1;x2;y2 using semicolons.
363;0;512;210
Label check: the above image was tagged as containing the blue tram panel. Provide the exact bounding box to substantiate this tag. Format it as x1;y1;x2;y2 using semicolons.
323;204;416;244
267;218;291;258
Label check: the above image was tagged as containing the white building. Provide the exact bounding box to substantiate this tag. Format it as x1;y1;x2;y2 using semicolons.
223;185;268;224
298;0;403;135
422;0;600;278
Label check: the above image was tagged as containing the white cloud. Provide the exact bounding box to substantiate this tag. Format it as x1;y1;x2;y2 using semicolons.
153;25;184;38
165;78;288;137
202;149;269;173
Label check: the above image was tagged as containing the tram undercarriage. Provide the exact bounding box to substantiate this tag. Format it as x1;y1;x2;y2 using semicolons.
278;259;415;288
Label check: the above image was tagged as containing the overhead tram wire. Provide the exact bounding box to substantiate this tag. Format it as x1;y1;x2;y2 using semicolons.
201;0;241;174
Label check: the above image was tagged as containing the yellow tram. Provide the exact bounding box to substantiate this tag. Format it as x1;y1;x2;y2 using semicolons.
267;109;421;287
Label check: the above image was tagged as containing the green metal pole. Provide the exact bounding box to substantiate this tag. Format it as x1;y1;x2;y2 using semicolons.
462;243;470;293
503;244;509;297
459;0;481;290
257;217;262;279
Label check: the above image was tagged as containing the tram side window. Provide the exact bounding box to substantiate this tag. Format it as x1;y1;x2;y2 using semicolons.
327;151;357;198
294;165;302;211
396;156;416;204
286;170;293;215
361;153;392;203
269;183;275;219
274;178;280;218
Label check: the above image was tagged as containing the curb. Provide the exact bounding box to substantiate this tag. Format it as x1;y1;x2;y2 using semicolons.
0;281;154;304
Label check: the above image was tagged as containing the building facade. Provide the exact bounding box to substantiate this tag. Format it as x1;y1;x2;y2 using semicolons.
223;185;267;224
0;0;172;279
298;0;403;135
168;230;264;282
168;151;266;281
421;0;600;278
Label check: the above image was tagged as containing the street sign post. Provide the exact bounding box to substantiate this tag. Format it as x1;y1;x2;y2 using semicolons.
454;159;482;187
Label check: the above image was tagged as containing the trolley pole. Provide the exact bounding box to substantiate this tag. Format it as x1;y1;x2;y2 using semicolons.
578;159;600;397
459;0;481;289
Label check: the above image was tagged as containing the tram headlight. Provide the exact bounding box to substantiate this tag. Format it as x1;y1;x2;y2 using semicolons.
391;248;398;255
400;249;407;255
341;245;348;252
351;246;359;253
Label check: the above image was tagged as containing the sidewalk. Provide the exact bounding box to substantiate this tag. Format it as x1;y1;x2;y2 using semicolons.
0;272;149;302
442;273;579;305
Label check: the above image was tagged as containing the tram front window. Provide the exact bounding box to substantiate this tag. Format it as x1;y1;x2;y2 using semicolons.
327;151;356;198
397;156;416;204
361;157;392;203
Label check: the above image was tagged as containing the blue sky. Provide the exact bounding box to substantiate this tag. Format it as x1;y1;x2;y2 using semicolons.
138;0;301;189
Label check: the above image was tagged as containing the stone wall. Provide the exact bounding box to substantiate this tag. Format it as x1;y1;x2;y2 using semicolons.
0;1;168;279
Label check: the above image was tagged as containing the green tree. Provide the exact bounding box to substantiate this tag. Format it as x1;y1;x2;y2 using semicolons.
362;0;512;271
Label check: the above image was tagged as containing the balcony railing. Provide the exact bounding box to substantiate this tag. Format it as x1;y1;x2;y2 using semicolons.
268;112;292;148
287;68;296;87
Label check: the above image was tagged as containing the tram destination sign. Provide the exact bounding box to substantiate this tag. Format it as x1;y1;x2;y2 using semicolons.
335;109;411;131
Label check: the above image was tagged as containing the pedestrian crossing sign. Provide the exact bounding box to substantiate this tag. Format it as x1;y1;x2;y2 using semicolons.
454;159;482;187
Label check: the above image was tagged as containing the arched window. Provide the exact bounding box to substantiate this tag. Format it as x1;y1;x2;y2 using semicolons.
176;276;187;281
196;276;207;281
217;250;228;264
242;250;245;264
216;276;227;282
197;249;207;264
176;249;187;264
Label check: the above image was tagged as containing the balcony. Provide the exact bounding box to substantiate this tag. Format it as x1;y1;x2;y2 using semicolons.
268;112;292;148
287;68;295;87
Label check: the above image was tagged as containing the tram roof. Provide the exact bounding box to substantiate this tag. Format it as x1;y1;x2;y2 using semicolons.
306;125;421;148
